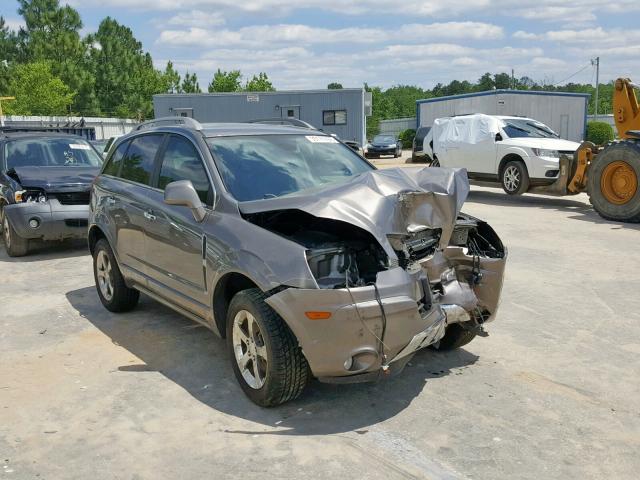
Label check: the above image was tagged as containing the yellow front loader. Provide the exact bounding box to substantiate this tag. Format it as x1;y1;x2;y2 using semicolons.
566;78;640;222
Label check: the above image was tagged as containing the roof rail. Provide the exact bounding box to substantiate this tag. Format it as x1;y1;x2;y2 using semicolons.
136;116;203;131
246;118;316;129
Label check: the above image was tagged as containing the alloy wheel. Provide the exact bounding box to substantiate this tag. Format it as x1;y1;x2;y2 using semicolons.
504;165;521;192
96;250;114;301
232;309;268;389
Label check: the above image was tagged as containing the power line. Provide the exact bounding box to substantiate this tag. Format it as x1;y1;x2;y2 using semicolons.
552;63;592;86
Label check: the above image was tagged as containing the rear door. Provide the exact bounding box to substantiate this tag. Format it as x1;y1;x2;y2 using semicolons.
142;134;214;314
108;134;165;280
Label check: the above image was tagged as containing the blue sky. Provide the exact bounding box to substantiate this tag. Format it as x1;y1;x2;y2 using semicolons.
2;0;635;90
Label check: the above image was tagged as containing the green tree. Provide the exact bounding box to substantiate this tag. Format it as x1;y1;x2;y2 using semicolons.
327;82;343;89
17;0;98;115
181;72;201;93
245;72;274;92
208;69;242;92
476;72;495;91
88;17;166;118
494;72;512;90
163;60;181;93
4;61;74;115
0;17;20;93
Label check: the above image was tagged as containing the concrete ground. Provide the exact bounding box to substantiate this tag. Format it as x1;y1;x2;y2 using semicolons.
1;173;639;479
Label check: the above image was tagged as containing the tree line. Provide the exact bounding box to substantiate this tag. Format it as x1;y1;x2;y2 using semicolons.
363;73;614;137
0;0;274;118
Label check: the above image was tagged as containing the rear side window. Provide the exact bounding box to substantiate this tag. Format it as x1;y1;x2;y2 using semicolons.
158;136;211;205
416;127;431;140
102;141;129;177
120;134;164;186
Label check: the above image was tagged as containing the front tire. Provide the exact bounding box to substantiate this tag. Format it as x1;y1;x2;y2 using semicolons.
227;289;308;407
501;160;530;195
93;238;139;312
588;140;640;223
433;323;477;351
2;213;29;257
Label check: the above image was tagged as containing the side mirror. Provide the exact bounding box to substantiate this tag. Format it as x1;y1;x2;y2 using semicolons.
495;132;503;142
164;180;207;222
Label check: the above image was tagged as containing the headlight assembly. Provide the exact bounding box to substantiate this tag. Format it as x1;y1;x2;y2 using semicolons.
532;148;559;158
15;189;47;203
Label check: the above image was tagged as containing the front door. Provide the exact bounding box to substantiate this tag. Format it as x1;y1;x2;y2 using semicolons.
142;134;213;314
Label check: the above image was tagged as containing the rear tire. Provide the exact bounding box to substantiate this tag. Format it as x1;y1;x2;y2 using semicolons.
2;213;29;257
431;157;440;167
433;323;477;351
501;160;530;195
93;238;139;312
227;288;308;407
588;140;640;223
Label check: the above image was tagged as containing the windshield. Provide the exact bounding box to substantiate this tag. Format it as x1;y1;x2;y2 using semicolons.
502;119;559;139
6;137;103;170
372;135;396;144
207;134;374;201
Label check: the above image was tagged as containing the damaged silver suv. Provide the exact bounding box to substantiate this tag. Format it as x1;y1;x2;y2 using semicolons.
89;117;507;407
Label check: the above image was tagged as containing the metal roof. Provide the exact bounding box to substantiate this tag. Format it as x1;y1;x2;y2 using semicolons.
416;89;591;105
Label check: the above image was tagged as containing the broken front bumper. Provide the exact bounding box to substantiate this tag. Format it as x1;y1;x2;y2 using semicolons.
266;267;447;381
4;199;89;241
267;243;507;383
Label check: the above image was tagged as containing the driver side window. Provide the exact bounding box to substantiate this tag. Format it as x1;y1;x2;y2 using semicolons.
158;135;212;206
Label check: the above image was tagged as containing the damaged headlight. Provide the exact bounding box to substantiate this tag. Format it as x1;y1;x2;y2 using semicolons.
306;247;360;289
15;189;47;203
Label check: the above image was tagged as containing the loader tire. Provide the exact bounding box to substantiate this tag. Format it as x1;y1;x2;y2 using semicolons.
588;140;640;223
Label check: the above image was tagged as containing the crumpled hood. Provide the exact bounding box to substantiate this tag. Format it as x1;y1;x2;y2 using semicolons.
239;167;470;256
10;166;99;192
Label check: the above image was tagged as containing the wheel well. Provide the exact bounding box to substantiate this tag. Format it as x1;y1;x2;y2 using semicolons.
88;226;107;255
498;154;525;177
213;272;259;338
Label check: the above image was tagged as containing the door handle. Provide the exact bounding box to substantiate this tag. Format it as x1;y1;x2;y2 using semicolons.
144;210;156;221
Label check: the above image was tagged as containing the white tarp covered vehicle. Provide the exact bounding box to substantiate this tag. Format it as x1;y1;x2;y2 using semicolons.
430;114;581;195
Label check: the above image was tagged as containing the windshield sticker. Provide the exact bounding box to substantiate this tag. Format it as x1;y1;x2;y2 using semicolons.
305;136;338;143
69;143;91;150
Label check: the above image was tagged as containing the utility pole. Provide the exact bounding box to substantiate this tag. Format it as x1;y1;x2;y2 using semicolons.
0;96;16;127
511;69;515;90
591;57;600;121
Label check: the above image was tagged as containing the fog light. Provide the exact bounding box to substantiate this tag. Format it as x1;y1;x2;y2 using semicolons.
29;218;40;229
344;357;353;371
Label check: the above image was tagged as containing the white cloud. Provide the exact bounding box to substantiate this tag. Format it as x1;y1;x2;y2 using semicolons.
513;31;538;40
166;10;225;27
3;18;25;31
157;21;505;48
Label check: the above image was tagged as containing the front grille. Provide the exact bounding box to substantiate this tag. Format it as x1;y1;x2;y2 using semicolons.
65;219;88;228
55;192;90;205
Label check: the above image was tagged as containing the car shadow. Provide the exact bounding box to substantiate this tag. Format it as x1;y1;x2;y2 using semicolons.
66;286;479;436
467;189;640;230
0;238;88;262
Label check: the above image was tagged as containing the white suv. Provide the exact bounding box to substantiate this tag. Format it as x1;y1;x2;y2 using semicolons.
431;114;581;194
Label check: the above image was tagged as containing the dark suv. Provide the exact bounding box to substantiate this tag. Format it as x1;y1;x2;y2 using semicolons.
89;117;506;406
0;132;102;256
411;126;432;163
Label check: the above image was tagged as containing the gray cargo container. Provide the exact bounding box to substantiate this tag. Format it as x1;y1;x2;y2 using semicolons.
153;89;371;146
417;90;590;142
